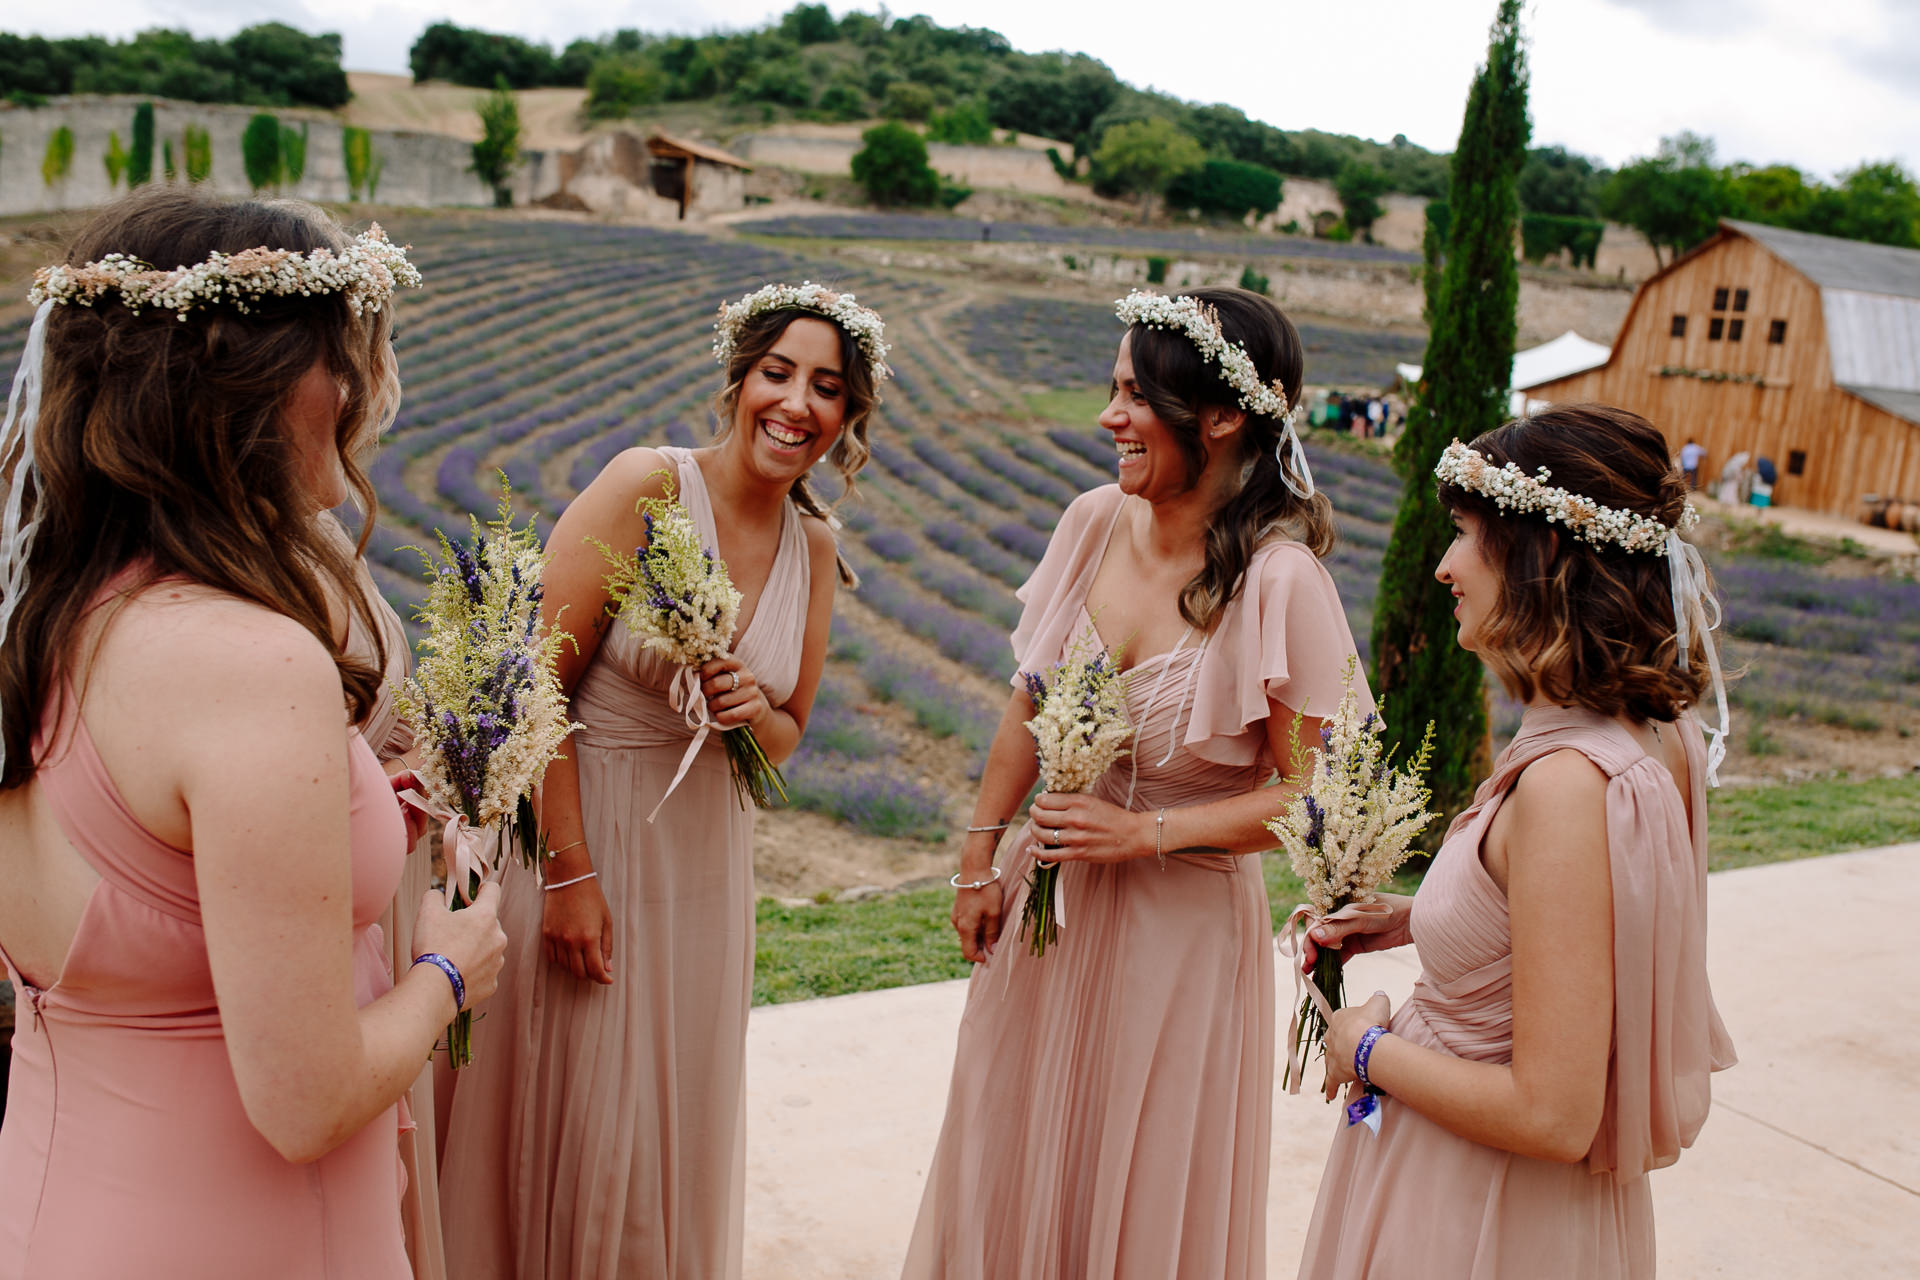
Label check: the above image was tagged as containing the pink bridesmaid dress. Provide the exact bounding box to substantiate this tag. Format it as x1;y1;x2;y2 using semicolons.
0;674;412;1278
904;484;1368;1279
1298;706;1738;1279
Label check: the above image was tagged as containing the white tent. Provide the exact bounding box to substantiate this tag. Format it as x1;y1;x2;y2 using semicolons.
1395;330;1612;415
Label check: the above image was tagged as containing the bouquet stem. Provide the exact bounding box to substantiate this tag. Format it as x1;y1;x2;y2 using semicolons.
447;1009;474;1069
1286;946;1348;1093
723;723;788;809
1018;859;1061;956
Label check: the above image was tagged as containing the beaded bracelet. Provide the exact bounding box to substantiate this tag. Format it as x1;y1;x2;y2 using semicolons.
412;952;466;1012
1354;1023;1389;1090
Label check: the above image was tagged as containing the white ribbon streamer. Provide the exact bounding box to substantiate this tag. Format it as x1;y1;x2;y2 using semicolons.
1667;529;1729;786
1276;406;1315;501
0;301;54;780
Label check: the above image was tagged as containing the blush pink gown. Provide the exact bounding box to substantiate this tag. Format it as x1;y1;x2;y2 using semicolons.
903;484;1368;1280
0;678;412;1278
439;447;810;1280
1298;706;1738;1279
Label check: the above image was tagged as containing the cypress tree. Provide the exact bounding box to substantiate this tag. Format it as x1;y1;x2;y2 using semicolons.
128;102;155;187
1371;0;1529;829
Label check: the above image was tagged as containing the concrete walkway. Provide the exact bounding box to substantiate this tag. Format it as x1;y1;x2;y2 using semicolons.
743;843;1920;1278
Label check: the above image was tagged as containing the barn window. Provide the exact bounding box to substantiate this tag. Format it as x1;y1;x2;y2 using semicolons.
1769;319;1788;344
1787;450;1806;477
1733;288;1750;311
1712;287;1729;311
1728;318;1745;342
1708;317;1725;340
1670;314;1687;338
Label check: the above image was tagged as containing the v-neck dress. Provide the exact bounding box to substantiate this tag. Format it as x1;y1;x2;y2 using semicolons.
440;447;810;1280
903;484;1368;1279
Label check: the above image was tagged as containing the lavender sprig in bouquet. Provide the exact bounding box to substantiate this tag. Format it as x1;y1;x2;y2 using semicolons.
599;471;786;816
1017;633;1134;956
1266;658;1435;1096
396;479;575;1067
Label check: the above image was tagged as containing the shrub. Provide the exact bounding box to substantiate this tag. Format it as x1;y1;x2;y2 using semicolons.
851;121;939;206
732;57;812;109
128;101;154;186
881;81;935;122
103;131;128;188
41;125;73;186
927;98;993;145
1519;211;1604;268
183;124;212;183
241;113;280;191
1166;158;1283;220
471;78;522;207
1145;254;1168;283
784;755;948;839
280;120;308;185
1045;147;1076;181
585;56;663;118
1238;265;1269;294
162;138;176;181
342;125;372;199
938;176;972;209
818;81;866;121
1335;159;1390;237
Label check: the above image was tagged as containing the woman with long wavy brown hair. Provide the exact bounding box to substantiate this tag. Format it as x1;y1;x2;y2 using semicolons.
0;187;505;1280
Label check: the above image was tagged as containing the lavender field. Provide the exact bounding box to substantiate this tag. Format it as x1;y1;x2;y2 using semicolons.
3;213;1908;859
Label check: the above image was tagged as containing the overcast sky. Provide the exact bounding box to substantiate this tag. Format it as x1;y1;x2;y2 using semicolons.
11;0;1918;177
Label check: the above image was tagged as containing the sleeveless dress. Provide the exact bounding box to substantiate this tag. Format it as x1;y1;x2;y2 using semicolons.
0;653;411;1277
1298;706;1738;1279
440;446;811;1280
903;485;1367;1280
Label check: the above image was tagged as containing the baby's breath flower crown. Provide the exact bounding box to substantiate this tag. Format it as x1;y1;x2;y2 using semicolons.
1113;290;1302;430
1434;439;1698;555
28;225;423;322
712;281;891;383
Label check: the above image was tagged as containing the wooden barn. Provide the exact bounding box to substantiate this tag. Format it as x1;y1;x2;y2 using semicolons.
1521;219;1920;517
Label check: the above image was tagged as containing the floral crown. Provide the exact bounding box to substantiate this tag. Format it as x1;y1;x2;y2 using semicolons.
28;225;422;321
712;281;891;383
1113;290;1301;429
1433;439;1699;555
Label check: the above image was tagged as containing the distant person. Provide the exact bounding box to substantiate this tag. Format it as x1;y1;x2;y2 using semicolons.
440;283;881;1280
1752;455;1777;507
1367;396;1386;438
0;186;506;1278
906;286;1364;1277
1298;404;1735;1278
1680;438;1705;489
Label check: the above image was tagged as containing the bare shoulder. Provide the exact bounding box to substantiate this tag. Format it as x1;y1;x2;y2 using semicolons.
1505;748;1609;840
594;446;676;500
800;512;839;567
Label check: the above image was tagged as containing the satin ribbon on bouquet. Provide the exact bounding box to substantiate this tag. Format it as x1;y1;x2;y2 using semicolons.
649;663;716;824
1275;898;1397;1096
396;788;504;905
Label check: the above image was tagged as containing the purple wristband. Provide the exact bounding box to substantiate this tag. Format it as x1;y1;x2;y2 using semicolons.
412;952;465;1011
1354;1023;1389;1090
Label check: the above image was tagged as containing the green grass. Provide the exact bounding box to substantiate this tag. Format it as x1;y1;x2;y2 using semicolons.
752;774;1918;1006
1024;386;1108;427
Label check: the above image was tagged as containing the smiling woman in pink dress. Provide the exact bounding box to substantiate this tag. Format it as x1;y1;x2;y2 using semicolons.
1296;405;1737;1279
439;285;884;1280
0;187;508;1280
904;287;1368;1279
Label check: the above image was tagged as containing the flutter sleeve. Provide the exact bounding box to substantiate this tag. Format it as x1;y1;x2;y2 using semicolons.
1007;485;1125;686
1588;716;1737;1181
1183;540;1370;768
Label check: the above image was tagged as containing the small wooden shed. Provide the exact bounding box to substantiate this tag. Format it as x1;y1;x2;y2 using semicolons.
1521;219;1920;516
645;133;751;220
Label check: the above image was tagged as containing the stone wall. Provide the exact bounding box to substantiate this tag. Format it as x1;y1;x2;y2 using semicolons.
734;134;1080;198
0;96;561;217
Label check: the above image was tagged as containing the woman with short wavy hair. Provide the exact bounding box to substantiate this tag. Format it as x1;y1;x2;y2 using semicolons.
1297;404;1737;1279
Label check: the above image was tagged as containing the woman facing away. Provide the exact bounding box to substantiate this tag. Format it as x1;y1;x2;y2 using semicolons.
904;286;1367;1279
0;187;507;1279
1297;405;1738;1279
439;283;882;1279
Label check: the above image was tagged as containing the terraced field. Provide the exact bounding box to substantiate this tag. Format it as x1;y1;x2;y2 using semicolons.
0;213;1912;894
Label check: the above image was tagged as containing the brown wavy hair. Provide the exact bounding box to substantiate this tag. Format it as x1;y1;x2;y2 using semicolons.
1436;404;1713;722
1125;286;1335;631
711;305;880;586
0;186;397;788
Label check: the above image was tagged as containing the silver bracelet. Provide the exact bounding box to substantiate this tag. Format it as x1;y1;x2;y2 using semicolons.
1155;808;1167;870
949;866;1003;891
965;821;1010;834
543;870;599;892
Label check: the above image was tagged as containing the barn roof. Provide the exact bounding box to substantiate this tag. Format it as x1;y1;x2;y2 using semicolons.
646;133;751;170
1726;220;1920;300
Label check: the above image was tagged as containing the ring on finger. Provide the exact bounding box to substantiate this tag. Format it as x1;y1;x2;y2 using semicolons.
728;670;741;692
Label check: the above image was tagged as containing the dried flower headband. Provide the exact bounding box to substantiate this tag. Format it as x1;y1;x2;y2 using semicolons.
28;225;422;321
1114;289;1314;499
1433;440;1698;555
713;281;891;384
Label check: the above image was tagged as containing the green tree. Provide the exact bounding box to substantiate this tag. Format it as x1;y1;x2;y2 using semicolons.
41;125;74;186
471;78;522;207
1335;160;1391;238
1166;158;1282;220
585;55;664;118
818;81;866;121
1092;117;1204;219
241;113;281;191
128;101;155;186
1518;144;1603;216
1372;0;1530;832
1820;161;1920;248
881;81;935;122
280;120;308;185
779;3;839;45
1598;132;1727;267
927;98;993;145
163;138;176;182
850;120;939;206
183;124;212;183
104;130;128;188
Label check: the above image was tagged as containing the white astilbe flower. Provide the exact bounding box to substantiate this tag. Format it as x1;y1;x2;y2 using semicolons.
30;225;422;320
1266;659;1436;917
713;280;892;383
1023;634;1135;795
1433;439;1697;556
